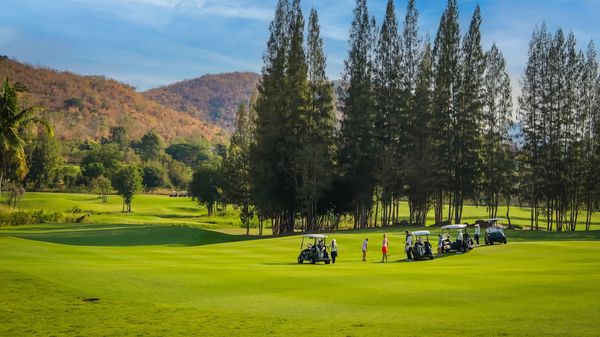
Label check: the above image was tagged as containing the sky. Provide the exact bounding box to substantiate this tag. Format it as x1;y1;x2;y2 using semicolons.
1;0;599;93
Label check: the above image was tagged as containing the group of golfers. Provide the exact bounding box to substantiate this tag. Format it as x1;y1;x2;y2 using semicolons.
321;222;495;263
358;231;414;262
329;226;483;263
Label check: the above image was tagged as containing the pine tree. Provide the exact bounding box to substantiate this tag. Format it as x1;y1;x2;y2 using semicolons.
582;41;599;231
251;0;293;234
406;40;435;225
338;0;376;228
402;0;421;97
373;0;402;226
519;24;549;230
223;104;255;235
431;0;460;224
301;8;336;231
453;5;485;223
482;44;514;219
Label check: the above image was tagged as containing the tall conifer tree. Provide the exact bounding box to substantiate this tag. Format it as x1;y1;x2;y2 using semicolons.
373;0;401;226
431;0;460;224
338;0;376;228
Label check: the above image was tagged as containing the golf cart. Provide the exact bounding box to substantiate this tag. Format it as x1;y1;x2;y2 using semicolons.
440;224;475;253
297;234;331;264
411;231;434;261
482;218;507;245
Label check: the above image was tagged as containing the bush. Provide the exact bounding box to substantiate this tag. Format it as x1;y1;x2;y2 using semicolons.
0;209;80;227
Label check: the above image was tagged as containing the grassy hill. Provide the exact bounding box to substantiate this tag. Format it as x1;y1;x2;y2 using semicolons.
1;222;599;336
0;56;224;142
143;72;261;130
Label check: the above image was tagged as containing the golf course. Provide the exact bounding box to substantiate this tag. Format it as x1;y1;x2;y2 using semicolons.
1;193;599;336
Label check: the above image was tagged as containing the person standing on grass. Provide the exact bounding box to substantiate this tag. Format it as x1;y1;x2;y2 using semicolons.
381;234;389;262
457;229;464;253
474;224;480;246
437;234;444;254
405;232;413;261
330;239;338;264
362;238;369;261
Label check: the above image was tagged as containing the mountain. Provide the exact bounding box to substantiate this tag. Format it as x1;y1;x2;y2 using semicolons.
0;56;224;142
143;72;261;130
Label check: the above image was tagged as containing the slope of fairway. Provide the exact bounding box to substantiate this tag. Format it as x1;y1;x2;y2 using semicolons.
1;225;599;336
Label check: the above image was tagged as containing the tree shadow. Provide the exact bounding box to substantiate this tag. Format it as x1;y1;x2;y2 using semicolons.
0;224;254;247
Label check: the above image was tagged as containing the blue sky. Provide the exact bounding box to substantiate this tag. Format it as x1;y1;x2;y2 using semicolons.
1;0;599;92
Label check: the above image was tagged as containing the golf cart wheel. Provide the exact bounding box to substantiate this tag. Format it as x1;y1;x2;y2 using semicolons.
297;256;303;264
503;238;507;244
324;259;331;265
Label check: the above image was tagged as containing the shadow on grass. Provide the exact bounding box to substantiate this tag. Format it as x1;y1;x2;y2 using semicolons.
0;224;255;247
506;230;600;242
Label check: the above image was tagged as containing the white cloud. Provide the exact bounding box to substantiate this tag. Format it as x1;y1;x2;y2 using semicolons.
175;0;273;21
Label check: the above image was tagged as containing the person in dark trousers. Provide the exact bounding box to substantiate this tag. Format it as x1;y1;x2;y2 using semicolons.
405;232;413;261
330;239;338;264
474;224;480;246
456;229;464;253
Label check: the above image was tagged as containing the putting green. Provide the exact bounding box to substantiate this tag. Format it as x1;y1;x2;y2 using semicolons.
1;224;599;336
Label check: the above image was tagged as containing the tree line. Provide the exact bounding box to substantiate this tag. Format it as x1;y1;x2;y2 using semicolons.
217;0;600;234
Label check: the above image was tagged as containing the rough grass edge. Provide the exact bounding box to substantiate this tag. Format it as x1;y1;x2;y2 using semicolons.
0;209;82;227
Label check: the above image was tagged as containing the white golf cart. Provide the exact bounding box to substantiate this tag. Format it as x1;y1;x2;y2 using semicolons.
297;234;331;264
440;224;475;253
411;230;434;261
482;218;508;245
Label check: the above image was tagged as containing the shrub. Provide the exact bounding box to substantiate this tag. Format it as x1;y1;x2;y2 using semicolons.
0;209;80;227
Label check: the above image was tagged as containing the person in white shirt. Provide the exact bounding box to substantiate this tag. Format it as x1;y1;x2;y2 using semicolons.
474;224;481;245
457;230;464;252
330;239;338;264
362;238;368;261
381;234;389;263
405;233;413;261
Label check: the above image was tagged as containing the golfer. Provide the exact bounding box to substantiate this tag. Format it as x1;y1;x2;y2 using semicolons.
405;232;413;261
474;224;480;246
381;234;389;263
330;239;338;264
362;238;369;261
437;234;444;254
457;229;464;253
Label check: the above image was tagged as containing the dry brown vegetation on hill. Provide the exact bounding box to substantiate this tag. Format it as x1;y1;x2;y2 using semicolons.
0;56;224;142
144;72;260;129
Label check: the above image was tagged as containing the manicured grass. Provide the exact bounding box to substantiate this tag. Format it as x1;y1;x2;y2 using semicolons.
2;192;244;229
3;192;599;231
1;223;599;336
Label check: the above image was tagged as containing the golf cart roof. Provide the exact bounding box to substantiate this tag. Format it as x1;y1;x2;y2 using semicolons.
441;224;467;229
412;230;431;236
302;234;327;239
484;218;504;222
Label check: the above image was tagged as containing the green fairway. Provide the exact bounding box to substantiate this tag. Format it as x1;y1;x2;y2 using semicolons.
4;192;600;231
1;223;599;336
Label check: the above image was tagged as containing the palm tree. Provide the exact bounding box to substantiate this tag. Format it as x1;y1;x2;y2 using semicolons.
0;78;52;194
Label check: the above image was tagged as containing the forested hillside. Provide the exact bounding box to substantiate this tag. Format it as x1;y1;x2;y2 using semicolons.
0;56;223;141
144;72;261;129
